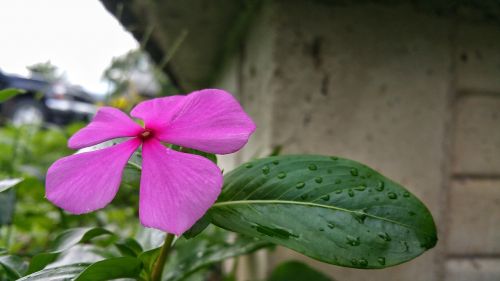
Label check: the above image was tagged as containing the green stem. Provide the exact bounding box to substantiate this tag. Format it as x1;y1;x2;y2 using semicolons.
150;233;175;281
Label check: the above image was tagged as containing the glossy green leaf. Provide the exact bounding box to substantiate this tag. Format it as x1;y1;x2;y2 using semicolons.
210;155;438;269
268;260;333;281
0;88;25;103
0;255;28;279
74;257;142;281
17;264;87;281
0;178;23;193
27;227;113;273
138;247;160;276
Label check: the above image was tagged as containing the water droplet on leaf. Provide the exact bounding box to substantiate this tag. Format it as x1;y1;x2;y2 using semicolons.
350;168;359;176
308;164;318;171
277;172;286;179
262;165;270;175
387;192;397;199
296;182;305;189
377;257;386;265
315;177;323;183
321;194;330;201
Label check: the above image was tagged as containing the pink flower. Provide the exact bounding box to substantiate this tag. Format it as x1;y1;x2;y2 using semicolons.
45;89;255;235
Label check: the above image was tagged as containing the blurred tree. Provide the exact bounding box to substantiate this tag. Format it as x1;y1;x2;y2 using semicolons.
27;61;64;82
102;49;175;110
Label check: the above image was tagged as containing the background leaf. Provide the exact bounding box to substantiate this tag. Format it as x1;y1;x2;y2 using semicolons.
0;255;28;279
74;257;142;281
0;88;25;103
164;226;271;281
209;155;437;269
17;264;88;281
27;227;113;273
268;260;334;281
0;178;23;193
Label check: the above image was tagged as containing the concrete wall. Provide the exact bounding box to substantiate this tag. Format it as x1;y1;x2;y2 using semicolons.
216;1;500;281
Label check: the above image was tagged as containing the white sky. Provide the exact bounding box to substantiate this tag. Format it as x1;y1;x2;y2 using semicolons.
0;0;138;94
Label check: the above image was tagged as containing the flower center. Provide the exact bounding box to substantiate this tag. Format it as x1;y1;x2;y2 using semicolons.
139;129;154;140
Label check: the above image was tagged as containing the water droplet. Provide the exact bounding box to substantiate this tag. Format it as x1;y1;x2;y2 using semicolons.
335;179;342;184
245;163;253;168
387;192;398;199
348;189;355;197
352;212;367;224
351;258;359;266
403;191;410;197
272;160;280;165
327;222;335;229
277;172;287;179
358;258;368;267
346;235;360;246
401;241;409;252
350;168;359;176
308;164;318;171
335;189;342;194
354;185;366;191
300;194;307;200
319;227;325;232
378;232;391;241
321;194;330;201
253;225;299;239
377;257;386;265
330;156;338;160
315;177;323;183
375;181;384;191
262;165;270;175
296;182;306;189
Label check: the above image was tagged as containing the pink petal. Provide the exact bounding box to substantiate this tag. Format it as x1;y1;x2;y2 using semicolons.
46;138;141;214
131;89;256;154
139;139;223;235
68;107;143;149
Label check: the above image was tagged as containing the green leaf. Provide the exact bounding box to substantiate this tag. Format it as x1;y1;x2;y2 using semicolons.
27;227;113;273
210;155;438;269
0;88;25;103
115;238;143;257
183;214;211;239
74;257;142;281
0;191;15;225
268;260;334;281
164;227;271;281
17;264;88;281
0;255;28;279
0;178;23;193
138;248;160;276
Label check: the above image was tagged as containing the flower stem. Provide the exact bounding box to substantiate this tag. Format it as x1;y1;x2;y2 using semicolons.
151;233;175;281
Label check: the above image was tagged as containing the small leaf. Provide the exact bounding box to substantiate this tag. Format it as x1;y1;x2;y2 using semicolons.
74;257;142;281
138;248;160;275
268;260;334;281
0;255;28;279
17;264;88;281
0;178;23;193
115;238;143;257
183;214;211;239
0;88;25;103
27;227;113;273
210;155;438;269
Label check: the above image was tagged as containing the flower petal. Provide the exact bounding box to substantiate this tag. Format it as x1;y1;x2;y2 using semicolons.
139;139;223;235
131;89;256;154
68;107;143;149
46;138;141;214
